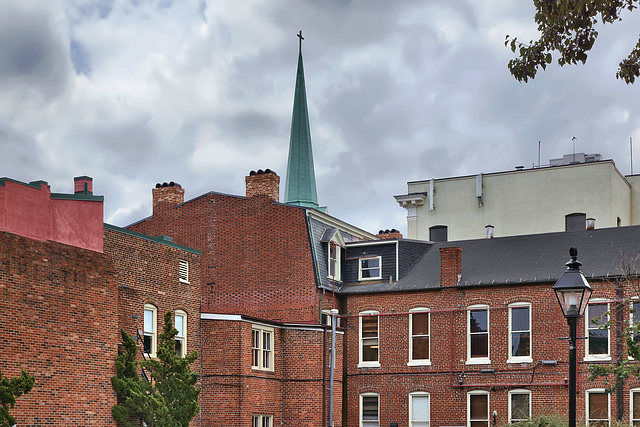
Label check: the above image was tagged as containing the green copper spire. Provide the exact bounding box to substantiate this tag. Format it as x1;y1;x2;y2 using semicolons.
284;31;319;209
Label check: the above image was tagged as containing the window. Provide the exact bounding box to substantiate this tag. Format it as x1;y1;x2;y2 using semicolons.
359;311;380;367
509;303;532;362
586;389;609;426
409;392;430;427
632;299;640;345
175;310;187;357
252;414;273;427
328;243;342;281
409;308;430;365
360;393;379;427
565;213;586;231
359;257;382;281
179;259;189;283
585;300;610;360
467;305;490;364
631;388;640;425
468;391;489;427
429;225;448;242
251;325;274;371
509;389;531;423
143;304;157;357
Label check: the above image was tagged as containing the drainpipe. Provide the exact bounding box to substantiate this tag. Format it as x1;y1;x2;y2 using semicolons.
328;308;338;427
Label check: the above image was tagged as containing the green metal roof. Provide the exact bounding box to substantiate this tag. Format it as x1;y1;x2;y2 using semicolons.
284;37;319;209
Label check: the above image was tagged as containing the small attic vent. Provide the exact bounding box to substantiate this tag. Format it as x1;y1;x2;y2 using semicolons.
179;260;189;283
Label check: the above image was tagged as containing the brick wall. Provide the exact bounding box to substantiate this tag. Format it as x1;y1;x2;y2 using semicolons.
342;278;636;426
200;317;344;426
129;188;319;323
0;231;119;425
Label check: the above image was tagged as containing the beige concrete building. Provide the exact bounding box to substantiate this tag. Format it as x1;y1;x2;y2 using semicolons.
395;154;640;241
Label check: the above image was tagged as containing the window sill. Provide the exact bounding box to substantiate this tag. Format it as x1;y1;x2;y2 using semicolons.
358;362;381;368
583;355;612;362
179;279;190;284
507;357;533;364
466;358;491;365
407;360;431;367
251;366;275;372
358;277;382;282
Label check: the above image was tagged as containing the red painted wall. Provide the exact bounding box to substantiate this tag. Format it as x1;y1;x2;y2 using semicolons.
0;178;103;252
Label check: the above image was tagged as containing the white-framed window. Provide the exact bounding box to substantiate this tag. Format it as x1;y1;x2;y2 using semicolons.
328;242;342;281
175;310;187;357
467;391;489;427
359;256;382;281
409;392;430;427
631;298;640;345
179;259;189;283
585;299;611;361
467;305;490;364
508;303;532;363
508;389;531;423
630;388;640;425
252;414;273;427
359;311;380;367
408;308;430;366
143;303;157;357
252;325;274;371
360;393;379;427
586;388;610;426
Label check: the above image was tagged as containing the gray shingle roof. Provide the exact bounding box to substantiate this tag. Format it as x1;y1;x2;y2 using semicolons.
340;226;640;294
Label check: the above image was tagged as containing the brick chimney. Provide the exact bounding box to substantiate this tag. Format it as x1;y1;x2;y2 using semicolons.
376;229;403;240
152;182;185;215
74;176;93;195
245;169;280;202
440;247;462;287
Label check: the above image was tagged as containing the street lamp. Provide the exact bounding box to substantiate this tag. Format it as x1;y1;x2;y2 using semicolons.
552;247;593;427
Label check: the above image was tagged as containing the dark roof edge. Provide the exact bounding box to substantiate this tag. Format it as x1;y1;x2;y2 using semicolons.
104;223;201;254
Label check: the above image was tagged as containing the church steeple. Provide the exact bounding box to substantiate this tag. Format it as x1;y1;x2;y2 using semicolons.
284;31;319;209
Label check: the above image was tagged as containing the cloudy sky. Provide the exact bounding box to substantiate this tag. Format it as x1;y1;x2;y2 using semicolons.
1;0;639;235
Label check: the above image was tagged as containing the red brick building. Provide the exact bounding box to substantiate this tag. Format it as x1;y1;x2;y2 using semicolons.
0;176;201;426
128;171;376;426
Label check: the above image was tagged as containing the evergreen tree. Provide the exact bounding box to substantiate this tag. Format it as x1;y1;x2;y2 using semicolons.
0;368;35;427
111;312;200;426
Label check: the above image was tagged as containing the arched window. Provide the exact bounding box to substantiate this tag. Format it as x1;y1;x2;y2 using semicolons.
143;304;157;357
175;310;187;357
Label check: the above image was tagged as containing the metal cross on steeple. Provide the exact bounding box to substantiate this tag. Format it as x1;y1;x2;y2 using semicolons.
297;30;304;52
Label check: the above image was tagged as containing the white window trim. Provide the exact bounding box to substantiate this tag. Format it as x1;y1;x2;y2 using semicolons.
467;304;491;365
360;392;380;427
252;325;274;371
585;388;610;426
359;256;382;281
143;303;158;358
179;259;190;284
409;391;430;427
328;242;342;282
584;299;612;362
175;309;187;357
408;308;431;366
359;310;380;368
508;302;533;363
252;414;273;427
630;298;640;360
508;389;531;423
467;390;489;427
630;388;640;424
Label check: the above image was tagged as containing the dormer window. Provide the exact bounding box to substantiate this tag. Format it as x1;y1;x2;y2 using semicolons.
328;242;342;281
359;256;382;281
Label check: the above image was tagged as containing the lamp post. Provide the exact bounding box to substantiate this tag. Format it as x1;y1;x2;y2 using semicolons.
552;247;593;427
